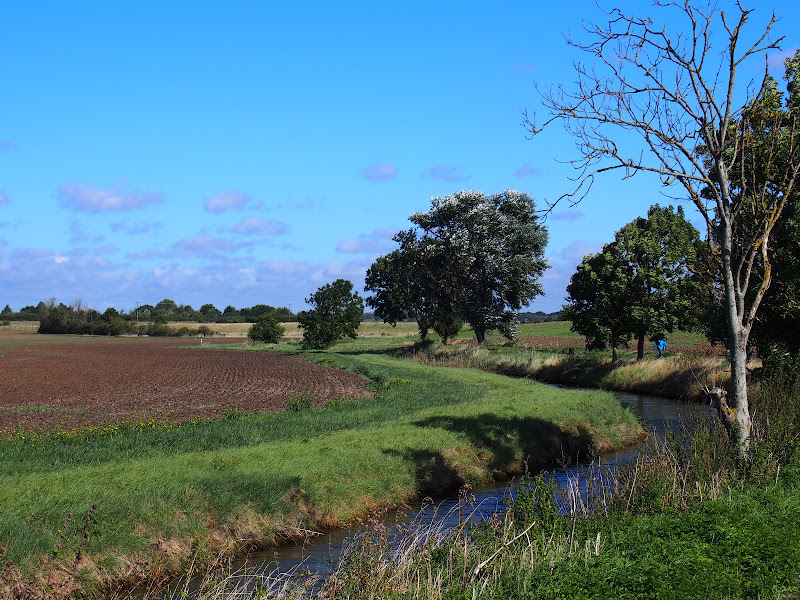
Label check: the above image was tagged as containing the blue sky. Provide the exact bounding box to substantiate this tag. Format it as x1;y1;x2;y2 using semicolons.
2;1;798;315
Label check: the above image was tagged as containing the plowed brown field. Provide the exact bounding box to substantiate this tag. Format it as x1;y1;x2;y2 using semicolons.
0;332;370;433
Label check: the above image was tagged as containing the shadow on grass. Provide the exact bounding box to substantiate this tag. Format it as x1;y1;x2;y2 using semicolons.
383;448;466;496
391;414;596;496
521;358;617;387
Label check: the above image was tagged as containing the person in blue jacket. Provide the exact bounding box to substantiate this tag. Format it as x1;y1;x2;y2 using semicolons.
654;338;668;359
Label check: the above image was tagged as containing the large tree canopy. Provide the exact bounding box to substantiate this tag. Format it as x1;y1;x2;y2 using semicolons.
527;2;800;456
565;205;701;360
366;190;548;344
694;53;800;356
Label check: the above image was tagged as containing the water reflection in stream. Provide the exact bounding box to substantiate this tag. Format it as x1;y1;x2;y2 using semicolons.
184;391;715;596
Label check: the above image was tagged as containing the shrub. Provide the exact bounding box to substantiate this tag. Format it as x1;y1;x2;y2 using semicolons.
248;311;285;343
196;325;214;337
298;279;364;349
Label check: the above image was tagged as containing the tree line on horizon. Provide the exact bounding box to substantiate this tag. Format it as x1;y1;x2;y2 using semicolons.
0;299;295;327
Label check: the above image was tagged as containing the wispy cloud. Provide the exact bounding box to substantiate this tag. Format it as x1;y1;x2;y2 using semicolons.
58;184;163;213
0;191;8;207
428;164;470;182
174;235;232;257
126;248;168;260
0;141;16;151
514;163;542;178
111;221;162;235
336;227;397;254
94;245;119;255
361;162;398;182
292;196;325;211
69;220;89;244
153;263;199;288
768;47;799;74
230;215;288;236
552;210;584;221
204;190;250;213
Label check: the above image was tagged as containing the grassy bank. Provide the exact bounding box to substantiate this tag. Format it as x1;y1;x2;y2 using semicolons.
409;339;731;401
188;349;800;600
314;469;800;600
0;350;641;598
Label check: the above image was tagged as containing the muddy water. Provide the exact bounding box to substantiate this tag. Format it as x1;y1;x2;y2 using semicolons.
177;391;715;595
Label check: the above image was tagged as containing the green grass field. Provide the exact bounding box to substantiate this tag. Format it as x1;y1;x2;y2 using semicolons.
0;343;642;597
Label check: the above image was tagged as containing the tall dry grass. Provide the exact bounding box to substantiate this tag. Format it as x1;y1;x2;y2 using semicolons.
409;341;734;401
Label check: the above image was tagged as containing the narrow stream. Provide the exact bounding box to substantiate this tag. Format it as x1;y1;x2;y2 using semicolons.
170;391;715;596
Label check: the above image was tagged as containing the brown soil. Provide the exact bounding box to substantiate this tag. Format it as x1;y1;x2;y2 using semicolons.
0;333;370;433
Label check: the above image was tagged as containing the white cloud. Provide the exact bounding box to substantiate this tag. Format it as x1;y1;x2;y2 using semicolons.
514;163;542;178
174;235;232;257
551;210;584;221
768;47;799;74
126;248;167;260
427;164;470;182
336;238;393;254
0;191;8;206
111;221;162;235
336;227;398;254
361;162;398;182
58;183;163;212
231;216;288;236
204;190;250;213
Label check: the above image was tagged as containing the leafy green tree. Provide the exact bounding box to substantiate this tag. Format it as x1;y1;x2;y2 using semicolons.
409;190;548;344
298;279;364;349
154;299;177;319
241;304;274;322
565;205;701;360
563;250;631;361
695;53;800;356
754;194;800;353
248;311;285;343
199;303;222;322
365;233;462;342
527;3;800;455
1;305;11;316
366;190;547;344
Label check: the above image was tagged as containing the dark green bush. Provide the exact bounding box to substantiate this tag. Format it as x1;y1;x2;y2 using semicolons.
248;311;285;343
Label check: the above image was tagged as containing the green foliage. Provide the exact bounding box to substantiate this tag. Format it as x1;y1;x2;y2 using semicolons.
365;235;463;342
298;279;364;349
366;190;548;344
199;303;221;322
750;349;800;474
37;300;133;336
693;51;800;355
247;311;285;343
0;347;638;588
506;474;559;532
565;205;701;358
282;391;315;412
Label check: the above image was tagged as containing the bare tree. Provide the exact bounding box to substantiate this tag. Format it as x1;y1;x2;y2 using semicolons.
526;1;800;456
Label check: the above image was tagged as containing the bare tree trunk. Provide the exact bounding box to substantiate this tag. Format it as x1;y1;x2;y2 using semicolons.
720;221;753;458
637;334;645;361
727;329;753;456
